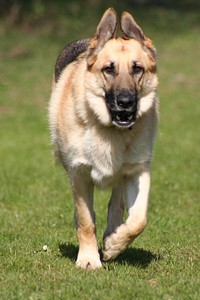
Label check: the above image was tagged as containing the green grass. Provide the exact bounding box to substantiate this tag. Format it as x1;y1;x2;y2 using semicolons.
0;2;200;299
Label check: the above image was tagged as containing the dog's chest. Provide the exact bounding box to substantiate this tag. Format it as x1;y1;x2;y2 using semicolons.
83;128;149;186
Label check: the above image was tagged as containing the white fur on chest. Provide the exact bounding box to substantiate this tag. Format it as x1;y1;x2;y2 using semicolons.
80;125;153;187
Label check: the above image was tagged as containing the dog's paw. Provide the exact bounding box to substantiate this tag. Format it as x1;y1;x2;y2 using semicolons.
102;235;125;261
76;254;102;270
102;224;130;261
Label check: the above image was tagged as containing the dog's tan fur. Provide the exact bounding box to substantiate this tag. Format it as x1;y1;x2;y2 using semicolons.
49;8;158;269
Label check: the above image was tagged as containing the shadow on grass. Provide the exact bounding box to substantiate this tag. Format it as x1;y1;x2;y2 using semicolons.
59;243;78;262
59;242;161;268
113;247;161;268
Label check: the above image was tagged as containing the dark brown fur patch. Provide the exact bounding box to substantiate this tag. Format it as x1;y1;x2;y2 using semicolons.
55;39;90;82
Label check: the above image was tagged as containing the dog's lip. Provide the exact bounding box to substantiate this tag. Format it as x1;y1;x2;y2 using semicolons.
112;119;135;129
110;109;136;129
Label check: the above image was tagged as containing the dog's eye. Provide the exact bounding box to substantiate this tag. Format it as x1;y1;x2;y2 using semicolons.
132;63;144;75
102;63;115;75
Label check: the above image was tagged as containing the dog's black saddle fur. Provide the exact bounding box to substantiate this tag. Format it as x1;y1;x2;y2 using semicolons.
55;38;90;82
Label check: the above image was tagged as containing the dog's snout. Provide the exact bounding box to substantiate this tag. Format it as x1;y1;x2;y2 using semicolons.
117;96;132;109
116;91;135;109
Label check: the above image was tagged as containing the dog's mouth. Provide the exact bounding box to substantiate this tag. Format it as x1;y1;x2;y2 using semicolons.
105;89;138;129
110;109;136;129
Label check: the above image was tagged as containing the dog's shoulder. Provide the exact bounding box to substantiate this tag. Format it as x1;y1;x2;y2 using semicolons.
55;38;90;82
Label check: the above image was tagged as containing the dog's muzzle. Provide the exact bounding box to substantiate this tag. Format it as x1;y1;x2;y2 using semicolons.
105;89;138;129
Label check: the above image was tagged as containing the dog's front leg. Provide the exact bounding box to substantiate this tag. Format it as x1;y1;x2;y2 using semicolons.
102;162;150;261
103;184;125;240
71;173;102;269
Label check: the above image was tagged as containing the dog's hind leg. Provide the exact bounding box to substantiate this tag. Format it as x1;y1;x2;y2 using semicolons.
103;184;125;241
71;173;102;269
102;162;150;261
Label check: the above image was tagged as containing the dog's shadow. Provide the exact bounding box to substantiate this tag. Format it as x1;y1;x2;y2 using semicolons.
58;242;161;268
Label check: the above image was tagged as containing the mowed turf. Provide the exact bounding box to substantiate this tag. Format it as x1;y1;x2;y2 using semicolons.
0;3;199;300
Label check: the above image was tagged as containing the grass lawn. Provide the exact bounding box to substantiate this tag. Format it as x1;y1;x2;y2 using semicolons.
0;2;199;299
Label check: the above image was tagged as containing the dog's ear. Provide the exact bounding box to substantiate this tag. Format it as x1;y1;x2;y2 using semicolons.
87;8;118;66
120;11;156;60
120;11;145;43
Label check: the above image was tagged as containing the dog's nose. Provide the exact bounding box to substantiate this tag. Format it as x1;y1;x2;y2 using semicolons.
116;92;134;109
117;97;132;109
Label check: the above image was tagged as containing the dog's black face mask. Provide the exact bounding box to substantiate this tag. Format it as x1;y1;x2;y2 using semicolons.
105;89;138;129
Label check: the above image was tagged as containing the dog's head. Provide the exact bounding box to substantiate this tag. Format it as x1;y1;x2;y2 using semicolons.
85;8;158;129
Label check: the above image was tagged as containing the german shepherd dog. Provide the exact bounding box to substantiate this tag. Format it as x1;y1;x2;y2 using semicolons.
49;8;158;269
